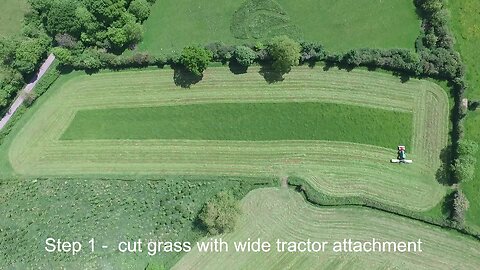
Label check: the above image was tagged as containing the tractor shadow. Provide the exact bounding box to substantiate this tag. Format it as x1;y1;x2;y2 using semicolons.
173;66;203;88
435;145;455;186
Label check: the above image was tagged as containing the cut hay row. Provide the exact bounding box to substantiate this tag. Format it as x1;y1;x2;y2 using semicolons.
173;188;480;270
6;66;448;210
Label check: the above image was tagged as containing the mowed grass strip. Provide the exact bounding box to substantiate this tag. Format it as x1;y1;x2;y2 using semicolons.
140;0;419;53
2;66;447;211
61;103;412;149
173;188;480;270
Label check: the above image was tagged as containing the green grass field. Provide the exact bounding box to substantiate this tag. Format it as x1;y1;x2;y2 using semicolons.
448;0;480;100
174;188;480;269
0;177;273;269
0;66;448;213
447;0;480;232
61;103;412;148
0;0;28;37
139;0;419;53
464;113;480;232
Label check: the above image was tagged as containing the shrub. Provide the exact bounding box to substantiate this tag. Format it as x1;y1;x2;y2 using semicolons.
233;46;256;67
54;33;78;48
205;42;234;62
128;0;151;22
452;139;478;183
451;189;469;224
468;100;479;111
180;46;212;76
23;92;38;107
452;156;476;183
457;140;479;156
198;191;241;235
52;47;73;65
299;41;325;62
267;35;301;74
341;48;421;75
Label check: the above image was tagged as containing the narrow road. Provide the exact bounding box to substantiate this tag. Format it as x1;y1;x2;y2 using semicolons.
0;53;56;130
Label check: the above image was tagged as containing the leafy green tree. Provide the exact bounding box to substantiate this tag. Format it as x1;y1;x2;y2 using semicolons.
452;189;469;224
14;37;50;75
77;49;102;70
267;35;300;74
457;140;478;156
198;191;241;235
46;0;81;35
107;27;128;48
234;46;256;67
128;0;151;22
28;0;54;15
180;46;212;76
0;37;18;66
52;47;73;65
0;89;9;108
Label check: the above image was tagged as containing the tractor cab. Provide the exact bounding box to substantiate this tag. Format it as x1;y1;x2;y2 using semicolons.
391;146;413;164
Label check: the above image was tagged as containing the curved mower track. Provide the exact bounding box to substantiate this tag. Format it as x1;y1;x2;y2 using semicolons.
173;188;480;270
6;66;448;211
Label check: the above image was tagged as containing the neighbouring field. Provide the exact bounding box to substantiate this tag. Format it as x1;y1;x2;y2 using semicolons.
139;0;419;53
464;113;480;232
448;0;480;100
0;0;28;37
62;103;412;148
0;177;273;269
174;188;480;270
447;0;480;232
0;66;448;212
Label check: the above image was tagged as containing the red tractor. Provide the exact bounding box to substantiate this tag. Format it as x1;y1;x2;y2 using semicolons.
390;146;413;164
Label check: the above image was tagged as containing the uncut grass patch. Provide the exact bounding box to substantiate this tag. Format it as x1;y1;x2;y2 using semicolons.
139;0;419;53
61;102;412;149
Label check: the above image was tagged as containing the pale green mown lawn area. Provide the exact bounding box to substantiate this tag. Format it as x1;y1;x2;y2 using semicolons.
174;188;480;270
139;0;419;53
447;0;480;231
0;0;28;37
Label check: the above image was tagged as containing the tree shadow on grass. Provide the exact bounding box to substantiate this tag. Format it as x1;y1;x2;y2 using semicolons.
442;190;455;218
259;63;284;84
228;61;248;75
173;66;203;88
436;145;455;186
